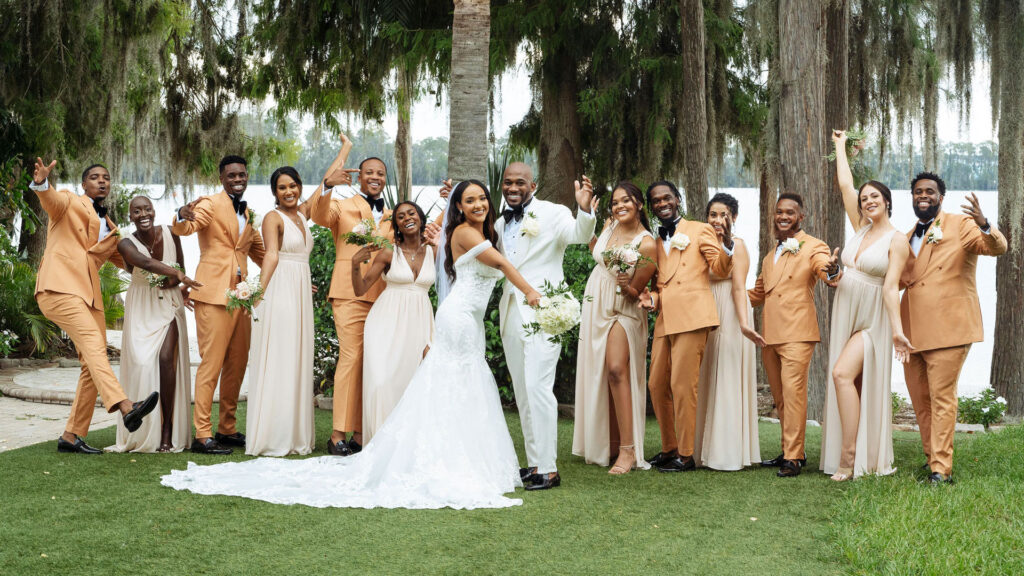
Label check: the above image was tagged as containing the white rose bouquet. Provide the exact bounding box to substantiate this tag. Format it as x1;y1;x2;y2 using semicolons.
226;276;265;321
601;243;654;293
342;217;393;250
523;281;588;346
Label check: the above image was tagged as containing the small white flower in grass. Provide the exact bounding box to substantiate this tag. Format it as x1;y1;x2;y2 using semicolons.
669;233;690;251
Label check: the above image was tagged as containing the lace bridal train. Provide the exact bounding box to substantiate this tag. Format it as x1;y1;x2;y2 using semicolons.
161;241;523;509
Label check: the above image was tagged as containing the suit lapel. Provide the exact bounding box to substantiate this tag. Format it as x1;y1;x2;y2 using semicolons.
217;192;240;245
81;196;99;242
766;230;802;291
495;216;506;252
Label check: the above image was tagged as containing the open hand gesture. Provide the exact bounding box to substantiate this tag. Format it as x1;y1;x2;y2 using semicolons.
174;269;203;290
637;287;658;311
439;178;453;200
424;221;442;246
178;198;202;222
741;325;767;348
574;175;594;213
33;157;56;185
893;333;914;363
961;192;989;228
721;217;734;251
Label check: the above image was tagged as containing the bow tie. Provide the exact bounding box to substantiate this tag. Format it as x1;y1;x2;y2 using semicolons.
91;198;108;219
362;194;384;212
658;221;677;241
230;194;248;216
503;200;532;223
913;220;932;238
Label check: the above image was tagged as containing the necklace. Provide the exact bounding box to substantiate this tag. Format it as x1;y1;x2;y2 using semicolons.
135;228;160;256
401;243;424;263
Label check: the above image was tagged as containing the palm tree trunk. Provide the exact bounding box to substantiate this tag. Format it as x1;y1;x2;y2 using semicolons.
538;49;583;207
992;0;1024;416
679;0;708;216
447;0;490;182
395;62;415;202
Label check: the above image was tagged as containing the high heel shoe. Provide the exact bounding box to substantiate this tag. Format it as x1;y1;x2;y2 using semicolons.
830;466;854;482
609;445;636;475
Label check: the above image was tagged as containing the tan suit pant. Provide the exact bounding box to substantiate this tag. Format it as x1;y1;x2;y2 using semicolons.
37;291;128;437
331;299;372;433
762;342;816;461
904;345;970;476
193;301;250;439
648;328;710;457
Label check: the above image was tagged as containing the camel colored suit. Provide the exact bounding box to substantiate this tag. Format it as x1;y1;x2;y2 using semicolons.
309;190;392;433
32;180;127;437
171;191;265;438
748;229;832;461
648;220;732;458
900;211;1006;476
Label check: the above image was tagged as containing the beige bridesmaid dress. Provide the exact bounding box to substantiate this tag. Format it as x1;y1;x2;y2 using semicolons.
246;210;315;456
572;223;652;469
362;244;436;443
820;225;897;476
693;238;761;470
108;226;191;453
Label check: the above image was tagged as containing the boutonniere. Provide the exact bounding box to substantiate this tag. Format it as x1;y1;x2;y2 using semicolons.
247;210;261;228
520;212;541;237
781;237;804;255
669;233;690;251
926;219;943;244
112;227;123;239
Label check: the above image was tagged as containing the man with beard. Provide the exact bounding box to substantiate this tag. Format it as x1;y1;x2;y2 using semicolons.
29;158;159;453
747;193;840;478
174;155;265;454
641;181;734;473
495;162;595;490
901;172;1006;484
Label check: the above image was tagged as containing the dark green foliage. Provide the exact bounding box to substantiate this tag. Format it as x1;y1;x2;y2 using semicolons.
309;225;339;394
0;232;62;355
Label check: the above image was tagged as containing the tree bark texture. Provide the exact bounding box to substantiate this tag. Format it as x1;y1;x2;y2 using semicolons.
395;63;415;202
992;0;1024;416
778;0;829;420
679;0;709;217
447;0;491;182
18;188;47;265
538;49;583;207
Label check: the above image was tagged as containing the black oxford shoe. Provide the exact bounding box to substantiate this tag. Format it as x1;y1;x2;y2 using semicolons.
123;392;159;433
646;451;677;468
519;467;537;482
215;432;246;447
327;437;352;456
190;437;232;455
776;459;802;478
347;438;363;454
927;472;954;485
657;455;696;473
57;436;102;454
525;472;561;491
761;453;806;468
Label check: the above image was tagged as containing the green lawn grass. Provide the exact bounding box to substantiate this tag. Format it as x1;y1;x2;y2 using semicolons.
0;405;1018;575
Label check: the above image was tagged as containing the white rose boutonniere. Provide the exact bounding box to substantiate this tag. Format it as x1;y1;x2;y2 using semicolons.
782;237;804;255
247;210;260;228
669;233;690;251
520;212;541;237
926;219;943;244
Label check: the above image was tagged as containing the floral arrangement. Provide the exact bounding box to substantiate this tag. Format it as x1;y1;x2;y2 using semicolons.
0;329;18;358
826;127;868;161
144;264;185;299
781;237;804;255
957;388;1007;429
927;220;943;244
226;276;265;321
342;218;393;250
601;243;654;293
523;281;586;346
520;212;541;237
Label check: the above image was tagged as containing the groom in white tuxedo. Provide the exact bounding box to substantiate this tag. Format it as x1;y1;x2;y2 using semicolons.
495;162;595;491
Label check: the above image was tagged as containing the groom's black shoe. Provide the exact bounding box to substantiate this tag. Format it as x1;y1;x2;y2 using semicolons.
646;451;677;468
525;472;561;491
776;459;802;478
347;438;363;454
657;455;696;473
215;432;246;447
327;437;352;456
927;472;954;485
57;436;102;454
123;392;160;433
519;467;538;482
761;453;806;468
190;437;232;455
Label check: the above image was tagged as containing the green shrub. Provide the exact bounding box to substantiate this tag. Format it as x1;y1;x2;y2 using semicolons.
891;391;905;415
958;388;1007;429
309;225;338;394
0;231;62;355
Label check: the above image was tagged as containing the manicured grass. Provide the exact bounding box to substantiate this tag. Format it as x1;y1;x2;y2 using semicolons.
0;404;1018;575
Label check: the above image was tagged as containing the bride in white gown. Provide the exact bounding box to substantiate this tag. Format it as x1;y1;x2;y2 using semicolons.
162;180;542;510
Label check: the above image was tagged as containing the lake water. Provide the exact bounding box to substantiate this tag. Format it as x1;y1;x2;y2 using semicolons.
102;183;1001;400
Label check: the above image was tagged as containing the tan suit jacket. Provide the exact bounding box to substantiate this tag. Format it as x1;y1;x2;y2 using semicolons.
170;191;265;306
748;230;832;345
653;220;732;337
34;184;123;309
309;192;393;302
900;211;1007;352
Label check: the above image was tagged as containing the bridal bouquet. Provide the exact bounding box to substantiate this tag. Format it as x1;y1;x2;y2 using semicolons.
144;264;184;299
826;127;868;161
523;281;586;346
341;218;393;250
226;276;265;321
601;243;654;293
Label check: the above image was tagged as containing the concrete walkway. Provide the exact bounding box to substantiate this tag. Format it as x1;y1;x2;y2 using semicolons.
0;396;118;452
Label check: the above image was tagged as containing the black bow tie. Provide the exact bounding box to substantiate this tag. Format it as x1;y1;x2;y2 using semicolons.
658;221;677;240
503;200;532;223
230;194;248;216
913;220;932;238
91;198;107;219
362;194;384;212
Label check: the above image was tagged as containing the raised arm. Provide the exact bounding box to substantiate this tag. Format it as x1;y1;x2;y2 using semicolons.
699;224;733;278
832;130;865;230
351;245;391;296
258;211;283;290
730;240;766;347
170;196;215;236
557;176;597;245
882;233;913;361
308;134;357;226
28;158;70;221
958;193;1008;256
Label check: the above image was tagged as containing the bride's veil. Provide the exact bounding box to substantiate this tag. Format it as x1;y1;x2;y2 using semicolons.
434;201;456;305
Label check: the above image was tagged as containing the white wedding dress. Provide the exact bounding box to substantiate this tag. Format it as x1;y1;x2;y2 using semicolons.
161;241;523;509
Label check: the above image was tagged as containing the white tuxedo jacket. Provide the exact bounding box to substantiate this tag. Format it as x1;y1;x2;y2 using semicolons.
495;198;596;330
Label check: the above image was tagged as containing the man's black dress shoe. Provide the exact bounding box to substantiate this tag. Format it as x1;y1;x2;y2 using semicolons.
927;472;953;485
761;453;807;468
519;467;537;482
214;432;246;447
190;438;232;455
646;451;677;468
657;455;696;473
525;472;561;491
57;436;102;454
327;437;352;456
777;459;802;478
347;438;362;454
123;391;160;433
